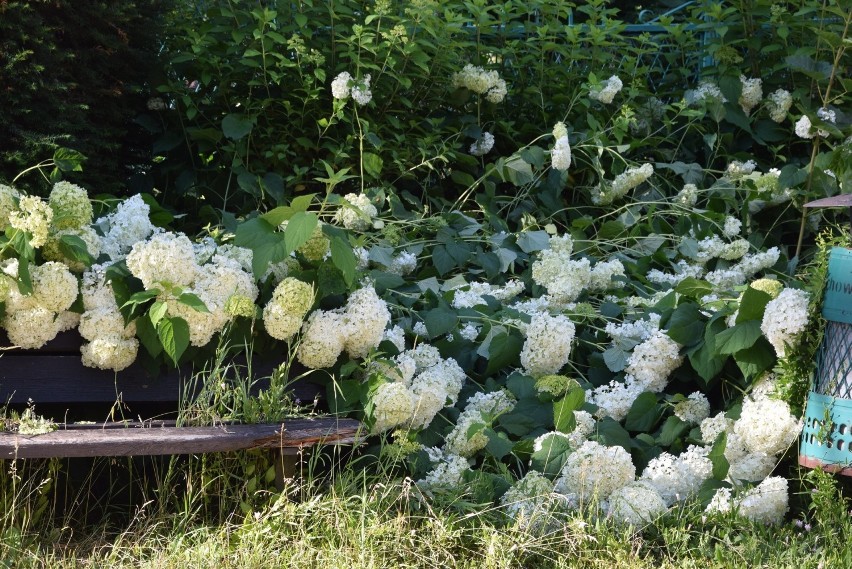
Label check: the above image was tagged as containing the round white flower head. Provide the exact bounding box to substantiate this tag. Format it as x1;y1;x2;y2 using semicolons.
684;81;727;105
29;261;78;314
625;330;683;392
408;357;466;429
452;64;507;103
588;259;625;291
795;115;815;139
334;193;378;231
49;181;92;230
674;392;710;424
531;237;590;303
700;412;734;445
126;232;198;290
760;287;809;357
590;377;644;421
520;312;575;377
445;390;516;457
296;309;346;369
723;216;742;237
640;446;711;506
766;89;792;123
728;452;775;482
79;307;135;342
738;76;762;116
0;184;20;231
351;74;372;105
3;307;61;349
458;322;480;342
705;487;733;515
417;453;470;495
589;75;623;104
734;396;801;456
677;183;699;207
734;247;780;278
370;381;415;434
383;325;406;352
554;440;635;504
551;135;572;171
80;336;139;372
343;285;391;359
817;107;836;124
470;131;495;156
9;195;53;248
409;343;443;371
215;244;254;274
56;310;80;332
736;476;788;525
608;482;667;527
97;194;155;261
388;251;417;275
500;471;557;528
331;71;352;99
725;159;757;179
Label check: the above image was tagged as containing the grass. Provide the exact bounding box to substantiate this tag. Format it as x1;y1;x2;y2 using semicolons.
1;450;851;569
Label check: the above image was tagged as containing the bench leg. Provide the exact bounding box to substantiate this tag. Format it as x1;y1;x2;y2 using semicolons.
273;448;301;491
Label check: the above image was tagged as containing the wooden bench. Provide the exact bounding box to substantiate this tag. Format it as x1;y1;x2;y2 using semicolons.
0;331;363;484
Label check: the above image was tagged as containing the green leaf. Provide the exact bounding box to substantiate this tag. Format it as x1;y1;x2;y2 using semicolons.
16;257;32;295
158;316;190;366
624;392;662;432
330;236;357;286
149;300;168;326
424;306;458;338
178;292;210;313
484;428;513;460
290;193;316;213
603;347;629;372
57;234;95;266
506;372;537;400
736;287;772;323
284;211;319;255
53;147;86;172
121;289;160;310
592;418;632;451
554;388;585;433
485;333;523;376
432;245;455;275
734;337;775;380
136;315;162;357
657;416;689;447
499;399;553;437
502;155;534;186
666;302;704;347
235;217;288;278
362;152;383;179
715;321;762;355
530;432;572;477
261;206;296;226
688;340;727;383
709;431;730;480
222;113;254;140
516;231;550;253
675;277;713;299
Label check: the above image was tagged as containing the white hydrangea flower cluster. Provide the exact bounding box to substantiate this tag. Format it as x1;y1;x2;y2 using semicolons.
334;193;378;231
531;235;591;303
126;232;198;290
500;471;558;528
48;181;93;230
451;279;525;309
592;163;654;205
640;445;712;506
8;195;53;248
605;313;661;347
817;107;836;124
370;381;415;434
673;392;710;424
263;277;314;342
684;81;727;105
624;330;683;392
766;89;792;123
794;115;829;139
2;261;78;349
706;476;788;524
734;395;801;457
458;322;480;342
452;64;508;103
676;183;699;207
331;71;372;105
417;451;471;495
444;390;516;457
550;122;572;171
79;263;139;371
589;75;623;104
607;482;667;526
97;195;155;261
725;160;757;179
588;259;626;291
296;284;390;368
738;76;762;116
43;226;102;272
723;216;742;237
760;287;809;357
382;324;406;351
168;252;259;346
0;183;20;231
590;377;645;421
554;441;635;504
469;132;495;156
520;312;576;377
646;260;705;286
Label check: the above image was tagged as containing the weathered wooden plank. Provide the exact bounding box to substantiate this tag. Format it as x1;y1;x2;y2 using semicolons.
0;418;363;459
